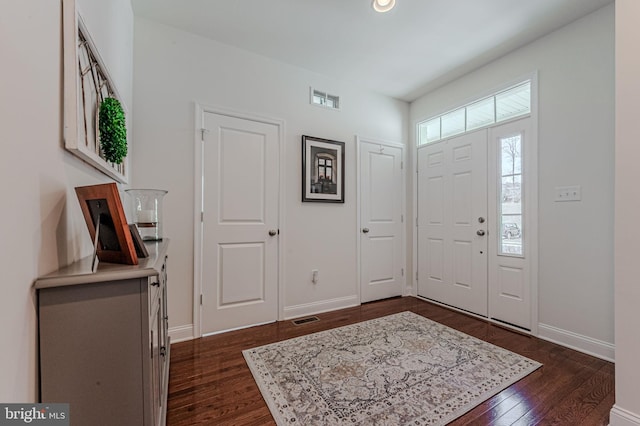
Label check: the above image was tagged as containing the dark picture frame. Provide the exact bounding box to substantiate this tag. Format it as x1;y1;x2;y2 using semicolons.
75;183;138;265
129;224;150;258
302;135;345;203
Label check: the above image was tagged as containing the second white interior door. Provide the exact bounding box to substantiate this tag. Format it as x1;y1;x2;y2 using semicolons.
417;130;488;316
360;140;404;303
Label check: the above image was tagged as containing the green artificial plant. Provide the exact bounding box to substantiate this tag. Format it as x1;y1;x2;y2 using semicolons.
98;97;128;164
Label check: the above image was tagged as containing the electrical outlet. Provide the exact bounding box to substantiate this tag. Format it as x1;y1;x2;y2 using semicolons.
311;269;319;284
555;185;581;202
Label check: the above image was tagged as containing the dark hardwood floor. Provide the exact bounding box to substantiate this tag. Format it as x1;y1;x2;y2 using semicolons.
167;297;614;425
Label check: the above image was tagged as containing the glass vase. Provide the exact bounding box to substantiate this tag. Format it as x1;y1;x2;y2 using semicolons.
126;189;168;241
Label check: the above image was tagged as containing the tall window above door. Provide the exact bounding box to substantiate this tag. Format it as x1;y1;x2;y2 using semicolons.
418;81;531;145
499;133;523;256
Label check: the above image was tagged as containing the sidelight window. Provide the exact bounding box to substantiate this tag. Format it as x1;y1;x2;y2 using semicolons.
499;133;523;256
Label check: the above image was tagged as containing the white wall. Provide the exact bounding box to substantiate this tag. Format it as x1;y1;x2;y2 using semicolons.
0;0;133;402
76;0;134;111
410;5;614;358
611;1;640;424
132;18;409;334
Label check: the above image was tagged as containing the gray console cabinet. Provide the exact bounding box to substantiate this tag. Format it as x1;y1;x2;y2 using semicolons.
35;240;170;426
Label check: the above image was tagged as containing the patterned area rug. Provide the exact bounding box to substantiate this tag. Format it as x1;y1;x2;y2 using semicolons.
243;311;542;425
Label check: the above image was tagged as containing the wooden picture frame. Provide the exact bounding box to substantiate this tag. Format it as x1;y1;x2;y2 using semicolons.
302;135;345;203
75;183;138;265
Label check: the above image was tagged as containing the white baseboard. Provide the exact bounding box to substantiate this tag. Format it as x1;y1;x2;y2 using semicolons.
169;324;194;343
610;405;640;426
404;285;414;297
537;323;614;362
283;295;360;320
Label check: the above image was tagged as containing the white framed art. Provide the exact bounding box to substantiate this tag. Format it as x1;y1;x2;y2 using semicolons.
62;0;129;183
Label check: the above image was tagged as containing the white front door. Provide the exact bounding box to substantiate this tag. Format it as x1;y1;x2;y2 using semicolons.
417;131;488;316
201;111;279;335
359;140;404;303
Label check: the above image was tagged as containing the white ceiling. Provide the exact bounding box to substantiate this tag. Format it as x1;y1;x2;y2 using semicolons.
131;0;613;102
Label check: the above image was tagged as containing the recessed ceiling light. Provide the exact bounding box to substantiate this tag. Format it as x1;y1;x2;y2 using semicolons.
372;0;396;13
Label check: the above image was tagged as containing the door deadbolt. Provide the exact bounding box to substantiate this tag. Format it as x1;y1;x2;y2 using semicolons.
478;217;485;223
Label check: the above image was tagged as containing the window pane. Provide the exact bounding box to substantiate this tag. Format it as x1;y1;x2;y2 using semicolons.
501;215;523;256
502;175;522;212
313;90;326;105
318;158;325;165
499;133;524;257
496;82;531;122
327;94;339;109
418;118;440;145
418;124;427;146
441;108;465;138
467;97;495;130
501;134;522;176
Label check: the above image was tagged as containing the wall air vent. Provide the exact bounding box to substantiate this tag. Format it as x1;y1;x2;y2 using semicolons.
310;87;340;110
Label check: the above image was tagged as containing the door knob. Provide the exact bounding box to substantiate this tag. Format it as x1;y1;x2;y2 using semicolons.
476;230;486;236
268;229;277;236
362;228;370;234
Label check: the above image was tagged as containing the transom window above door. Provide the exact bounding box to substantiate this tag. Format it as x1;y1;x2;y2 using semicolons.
418;81;531;145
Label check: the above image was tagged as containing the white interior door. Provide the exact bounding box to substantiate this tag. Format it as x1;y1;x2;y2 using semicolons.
359;140;404;303
201;111;279;335
417;131;488;316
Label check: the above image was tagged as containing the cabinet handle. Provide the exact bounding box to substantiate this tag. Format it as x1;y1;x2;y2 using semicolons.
150;280;160;287
160;346;166;357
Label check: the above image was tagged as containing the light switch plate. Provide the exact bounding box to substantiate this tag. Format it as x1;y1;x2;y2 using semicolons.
555;185;581;202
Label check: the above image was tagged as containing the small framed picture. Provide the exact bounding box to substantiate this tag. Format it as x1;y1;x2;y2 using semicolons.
75;183;139;265
302;135;345;203
128;224;150;258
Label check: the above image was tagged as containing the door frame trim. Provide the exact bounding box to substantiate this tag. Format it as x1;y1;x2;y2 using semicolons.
193;103;286;338
412;73;539;335
356;136;407;303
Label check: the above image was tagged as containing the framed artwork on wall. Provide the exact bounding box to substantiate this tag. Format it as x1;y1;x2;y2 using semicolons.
63;0;129;183
302;135;345;203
